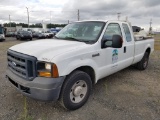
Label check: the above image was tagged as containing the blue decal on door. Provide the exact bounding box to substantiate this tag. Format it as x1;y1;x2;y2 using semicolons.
112;49;118;63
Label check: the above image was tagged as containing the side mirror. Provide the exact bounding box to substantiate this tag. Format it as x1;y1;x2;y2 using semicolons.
101;35;123;48
112;35;123;48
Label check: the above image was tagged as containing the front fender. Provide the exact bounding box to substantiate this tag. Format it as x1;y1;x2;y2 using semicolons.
57;58;98;81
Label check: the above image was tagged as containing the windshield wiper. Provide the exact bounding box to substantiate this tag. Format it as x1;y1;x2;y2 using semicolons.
64;37;84;42
54;36;59;39
55;36;94;44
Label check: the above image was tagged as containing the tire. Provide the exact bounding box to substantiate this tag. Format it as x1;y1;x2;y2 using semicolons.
16;36;19;40
60;70;92;110
136;52;149;70
20;37;22;41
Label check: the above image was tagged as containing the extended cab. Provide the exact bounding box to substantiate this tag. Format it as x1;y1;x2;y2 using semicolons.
6;20;154;110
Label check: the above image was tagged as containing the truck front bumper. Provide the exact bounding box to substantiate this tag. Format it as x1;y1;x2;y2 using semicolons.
6;69;65;101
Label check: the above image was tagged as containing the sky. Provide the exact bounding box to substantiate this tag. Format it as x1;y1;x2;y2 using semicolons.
0;0;160;31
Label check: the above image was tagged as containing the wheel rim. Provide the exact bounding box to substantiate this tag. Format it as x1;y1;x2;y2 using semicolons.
70;80;88;103
143;57;148;68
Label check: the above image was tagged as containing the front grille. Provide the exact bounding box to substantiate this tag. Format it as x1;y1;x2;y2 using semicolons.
7;50;37;81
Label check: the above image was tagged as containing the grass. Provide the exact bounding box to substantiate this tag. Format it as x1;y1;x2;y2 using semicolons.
17;97;48;120
154;34;160;50
18;97;33;120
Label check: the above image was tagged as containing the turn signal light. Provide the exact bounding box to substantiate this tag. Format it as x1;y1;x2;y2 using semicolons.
39;71;51;77
52;64;59;78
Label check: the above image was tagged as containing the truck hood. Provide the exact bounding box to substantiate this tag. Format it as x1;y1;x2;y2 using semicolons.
9;39;87;62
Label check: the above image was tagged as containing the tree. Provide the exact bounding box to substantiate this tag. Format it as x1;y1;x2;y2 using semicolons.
3;22;66;28
47;23;66;28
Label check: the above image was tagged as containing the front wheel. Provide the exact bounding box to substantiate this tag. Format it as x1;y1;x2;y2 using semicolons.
136;52;149;70
60;71;92;110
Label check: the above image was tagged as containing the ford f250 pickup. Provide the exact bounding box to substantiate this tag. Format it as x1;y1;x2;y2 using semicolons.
6;20;154;110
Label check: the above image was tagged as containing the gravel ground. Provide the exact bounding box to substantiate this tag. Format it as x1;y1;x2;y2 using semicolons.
0;37;160;120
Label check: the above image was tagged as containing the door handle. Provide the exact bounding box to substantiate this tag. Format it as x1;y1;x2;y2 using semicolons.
124;46;126;53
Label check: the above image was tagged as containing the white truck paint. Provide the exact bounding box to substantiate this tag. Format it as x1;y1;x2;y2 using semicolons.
6;20;154;110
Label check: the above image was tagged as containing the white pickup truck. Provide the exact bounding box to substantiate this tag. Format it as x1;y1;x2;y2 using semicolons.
6;20;154;110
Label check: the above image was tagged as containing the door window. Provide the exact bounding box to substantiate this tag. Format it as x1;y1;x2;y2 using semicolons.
103;23;122;40
122;23;132;42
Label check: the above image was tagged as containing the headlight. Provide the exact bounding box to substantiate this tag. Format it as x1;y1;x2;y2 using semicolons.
37;62;59;78
45;63;51;70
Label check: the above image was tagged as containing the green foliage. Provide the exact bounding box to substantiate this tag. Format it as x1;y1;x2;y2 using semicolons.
3;22;66;28
18;97;33;120
29;23;42;28
47;23;67;28
4;22;16;27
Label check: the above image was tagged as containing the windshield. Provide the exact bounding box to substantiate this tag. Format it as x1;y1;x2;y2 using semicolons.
55;21;105;43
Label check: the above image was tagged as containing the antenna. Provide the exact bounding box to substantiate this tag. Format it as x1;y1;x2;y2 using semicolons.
125;16;128;21
78;9;80;21
117;13;121;20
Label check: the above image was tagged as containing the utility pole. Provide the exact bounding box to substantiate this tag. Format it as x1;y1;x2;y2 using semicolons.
77;9;80;21
26;7;29;28
150;19;152;29
149;19;152;34
9;15;11;27
117;13;121;20
50;11;52;24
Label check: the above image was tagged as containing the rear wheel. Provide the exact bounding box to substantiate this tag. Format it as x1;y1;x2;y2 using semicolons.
60;70;92;110
20;37;23;41
136;52;149;70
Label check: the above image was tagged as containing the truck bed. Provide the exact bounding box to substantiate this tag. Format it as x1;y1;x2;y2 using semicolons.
133;38;154;64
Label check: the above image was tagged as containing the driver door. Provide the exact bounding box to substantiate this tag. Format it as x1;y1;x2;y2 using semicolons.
97;22;125;79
